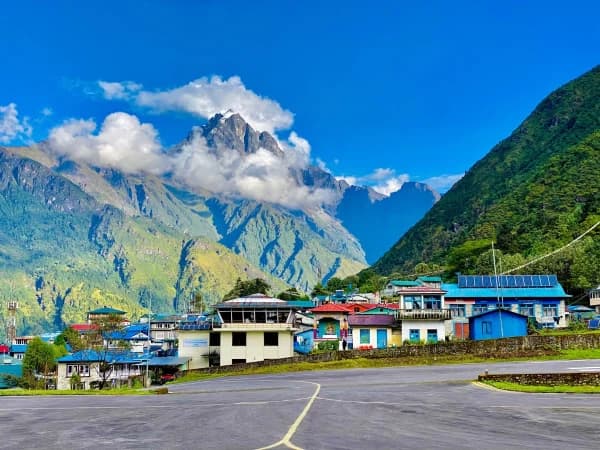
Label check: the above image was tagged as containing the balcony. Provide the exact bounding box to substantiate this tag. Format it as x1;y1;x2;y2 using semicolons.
397;309;451;320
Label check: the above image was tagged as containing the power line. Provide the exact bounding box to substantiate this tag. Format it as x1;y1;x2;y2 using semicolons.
501;220;600;274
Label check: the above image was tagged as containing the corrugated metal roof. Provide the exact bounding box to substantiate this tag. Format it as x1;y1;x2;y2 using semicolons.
348;315;396;326
417;276;443;282
144;356;191;367
468;308;529;320
358;306;397;315
10;344;27;353
310;304;352;313
58;350;149;364
389;280;421;287
88;307;126;315
443;283;570;298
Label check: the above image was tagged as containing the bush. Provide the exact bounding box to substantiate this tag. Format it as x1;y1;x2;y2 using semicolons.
317;340;339;352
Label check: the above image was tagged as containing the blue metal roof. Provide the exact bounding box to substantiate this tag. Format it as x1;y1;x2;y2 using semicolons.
105;324;149;341
58;350;150;364
443;283;570;299
10;344;27;353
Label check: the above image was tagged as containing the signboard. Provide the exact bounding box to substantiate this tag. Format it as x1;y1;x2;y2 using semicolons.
182;338;208;347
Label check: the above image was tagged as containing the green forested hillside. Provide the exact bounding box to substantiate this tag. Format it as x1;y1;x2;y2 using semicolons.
372;65;600;294
0;149;288;337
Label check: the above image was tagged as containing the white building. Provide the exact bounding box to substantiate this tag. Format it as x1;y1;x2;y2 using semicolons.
178;294;298;368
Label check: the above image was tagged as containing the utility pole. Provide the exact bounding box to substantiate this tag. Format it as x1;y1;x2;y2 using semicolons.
145;297;151;387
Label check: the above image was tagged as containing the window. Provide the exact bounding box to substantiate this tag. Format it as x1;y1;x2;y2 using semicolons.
404;296;419;309
424;296;441;309
264;332;279;346
449;304;466;317
209;332;220;346
427;329;438;343
472;305;488;315
409;329;420;342
67;364;90;377
360;329;370;344
519;303;535;317
482;321;492;335
542;304;558;317
232;332;246;346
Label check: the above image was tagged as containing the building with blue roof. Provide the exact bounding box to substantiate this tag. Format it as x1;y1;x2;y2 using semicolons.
56;349;151;390
469;309;528;340
444;274;570;338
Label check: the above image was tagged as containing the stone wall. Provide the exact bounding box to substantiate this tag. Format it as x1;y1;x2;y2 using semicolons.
479;372;600;386
185;333;600;376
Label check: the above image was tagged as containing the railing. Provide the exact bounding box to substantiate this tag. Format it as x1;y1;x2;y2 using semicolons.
396;309;452;320
179;322;213;330
220;322;295;330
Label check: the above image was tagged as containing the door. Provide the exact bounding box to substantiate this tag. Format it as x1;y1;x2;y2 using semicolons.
376;329;387;348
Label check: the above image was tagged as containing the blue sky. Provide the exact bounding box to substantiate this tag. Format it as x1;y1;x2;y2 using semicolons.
0;1;598;195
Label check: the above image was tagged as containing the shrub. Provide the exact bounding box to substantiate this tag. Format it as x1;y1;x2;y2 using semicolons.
317;340;339;352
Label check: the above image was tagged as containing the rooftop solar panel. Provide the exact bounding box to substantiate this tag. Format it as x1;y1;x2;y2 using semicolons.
458;274;559;289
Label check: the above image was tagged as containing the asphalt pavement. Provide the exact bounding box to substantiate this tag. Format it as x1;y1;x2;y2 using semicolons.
2;359;600;450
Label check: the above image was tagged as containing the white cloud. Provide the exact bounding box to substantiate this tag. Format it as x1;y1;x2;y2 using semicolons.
41;107;53;117
371;174;410;196
47;111;335;209
100;75;294;134
315;158;332;174
0;103;32;144
47;112;166;174
98;80;142;100
335;175;358;186
172;133;337;209
336;167;410;196
423;173;464;193
282;131;311;168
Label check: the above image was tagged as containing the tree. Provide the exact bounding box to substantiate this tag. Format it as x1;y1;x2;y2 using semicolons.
223;278;271;300
276;287;309;301
311;282;328;297
79;313;129;389
22;337;60;389
55;326;85;352
189;292;204;314
325;277;344;292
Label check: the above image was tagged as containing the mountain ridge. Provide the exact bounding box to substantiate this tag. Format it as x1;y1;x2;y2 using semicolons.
371;65;600;293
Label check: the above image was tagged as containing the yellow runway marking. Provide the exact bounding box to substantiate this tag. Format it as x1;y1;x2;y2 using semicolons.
256;382;321;450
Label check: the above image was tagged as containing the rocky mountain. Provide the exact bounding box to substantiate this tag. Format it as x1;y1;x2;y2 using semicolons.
371;65;600;294
337;182;439;264
0;112;437;335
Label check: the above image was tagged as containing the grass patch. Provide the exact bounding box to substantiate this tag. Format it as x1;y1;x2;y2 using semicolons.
481;380;600;394
535;329;600;336
558;348;600;359
0;388;152;396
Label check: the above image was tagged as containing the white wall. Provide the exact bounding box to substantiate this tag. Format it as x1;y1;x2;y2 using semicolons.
219;330;294;366
401;320;446;344
351;327;392;348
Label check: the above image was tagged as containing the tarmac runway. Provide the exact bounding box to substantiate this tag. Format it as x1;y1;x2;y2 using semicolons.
2;359;600;450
